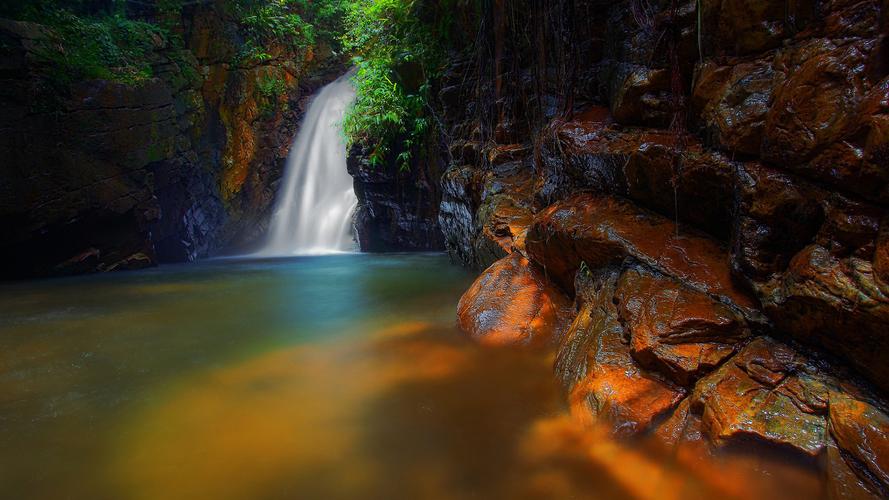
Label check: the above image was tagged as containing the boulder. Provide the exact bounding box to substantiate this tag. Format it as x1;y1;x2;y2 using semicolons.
763;41;870;167
759;245;889;395
457;253;573;347
558;267;686;435
696;59;779;155
690;337;829;457
615;266;750;386
828;392;889;496
732;162;825;280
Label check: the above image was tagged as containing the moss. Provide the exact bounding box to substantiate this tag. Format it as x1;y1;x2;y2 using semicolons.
26;9;168;88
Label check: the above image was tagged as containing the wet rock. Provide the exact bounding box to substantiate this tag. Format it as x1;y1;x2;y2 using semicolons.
876;217;889;296
348;144;445;252
815;195;882;259
827;440;884;500
700;0;811;56
690;337;829;457
763;41;870;166
457;254;573;347
525;194;761;321
439;158;538;269
828;392;889;497
624;144;736;240
609;65;671;127
559;267;686;435
732;162;825;280
439;165;484;267
615;266;750;386
654;398;706;446
759;244;889;394
696;60;779;155
535;107;632;204
473;162;537;266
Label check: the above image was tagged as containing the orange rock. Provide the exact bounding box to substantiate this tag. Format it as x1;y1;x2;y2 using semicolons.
457;254;572;347
690;337;828;457
615;266;749;386
526;194;761;320
557;268;685;436
474;166;537;267
829;392;889;495
827;439;883;500
653;398;705;447
760;244;889;395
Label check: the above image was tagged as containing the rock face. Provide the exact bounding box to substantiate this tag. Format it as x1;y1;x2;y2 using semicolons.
347;143;445;251
446;0;889;494
0;11;344;279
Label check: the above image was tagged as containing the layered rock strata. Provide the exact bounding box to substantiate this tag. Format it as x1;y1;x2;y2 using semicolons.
450;1;889;496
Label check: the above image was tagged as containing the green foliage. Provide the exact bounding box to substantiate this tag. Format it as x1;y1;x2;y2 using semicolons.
31;9;167;86
340;0;458;170
227;0;316;64
256;74;288;98
255;73;288;117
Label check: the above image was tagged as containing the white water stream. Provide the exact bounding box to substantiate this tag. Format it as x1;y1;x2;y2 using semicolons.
259;72;357;255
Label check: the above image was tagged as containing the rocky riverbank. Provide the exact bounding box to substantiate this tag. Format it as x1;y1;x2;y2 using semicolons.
442;1;889;497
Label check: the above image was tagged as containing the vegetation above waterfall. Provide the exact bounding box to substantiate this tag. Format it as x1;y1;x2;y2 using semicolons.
0;0;469;171
340;0;468;170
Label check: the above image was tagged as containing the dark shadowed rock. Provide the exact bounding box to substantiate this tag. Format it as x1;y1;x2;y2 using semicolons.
348;144;445;252
763;41;870;167
696;59;779;155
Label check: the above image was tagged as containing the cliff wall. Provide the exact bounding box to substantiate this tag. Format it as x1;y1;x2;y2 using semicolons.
446;1;889;496
0;3;344;278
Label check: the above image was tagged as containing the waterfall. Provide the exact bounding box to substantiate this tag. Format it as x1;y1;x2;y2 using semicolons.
259;72;358;256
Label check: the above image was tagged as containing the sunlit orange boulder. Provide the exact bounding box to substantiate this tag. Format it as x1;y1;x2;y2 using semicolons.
690;337;828;457
457;253;572;347
828;392;889;496
557;268;685;436
614;266;750;386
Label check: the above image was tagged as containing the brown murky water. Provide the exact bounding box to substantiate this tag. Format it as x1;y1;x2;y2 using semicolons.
0;254;824;499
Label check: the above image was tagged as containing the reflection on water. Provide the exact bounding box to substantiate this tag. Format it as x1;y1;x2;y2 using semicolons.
0;254;823;499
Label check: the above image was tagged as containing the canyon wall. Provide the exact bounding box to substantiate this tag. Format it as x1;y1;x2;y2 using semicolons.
445;0;889;497
347;142;446;252
0;4;344;278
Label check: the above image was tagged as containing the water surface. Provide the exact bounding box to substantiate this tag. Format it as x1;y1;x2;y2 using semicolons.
0;254;824;499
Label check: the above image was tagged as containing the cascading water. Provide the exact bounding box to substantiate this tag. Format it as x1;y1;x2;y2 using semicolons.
259;72;357;255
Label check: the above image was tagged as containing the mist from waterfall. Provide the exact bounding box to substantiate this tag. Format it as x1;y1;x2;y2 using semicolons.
259;72;357;256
